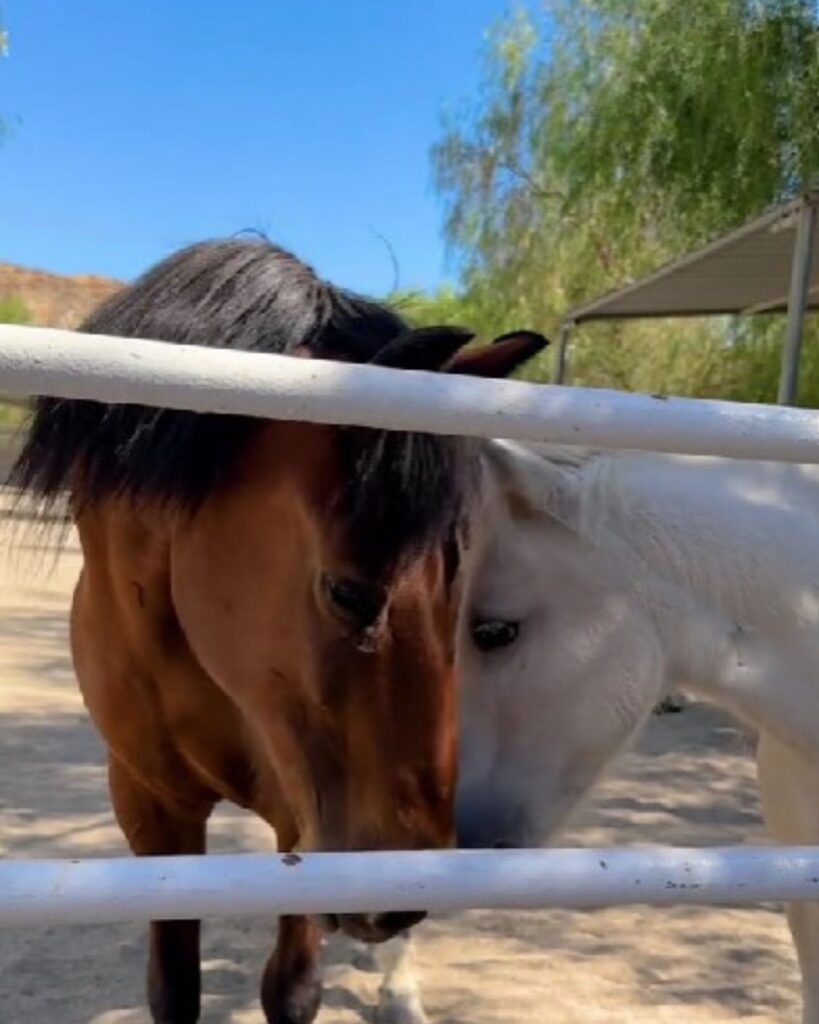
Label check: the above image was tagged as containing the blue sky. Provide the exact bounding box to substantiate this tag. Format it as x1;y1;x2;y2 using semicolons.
0;1;512;295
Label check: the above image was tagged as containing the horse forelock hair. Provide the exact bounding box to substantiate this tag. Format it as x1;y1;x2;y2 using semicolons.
10;237;478;573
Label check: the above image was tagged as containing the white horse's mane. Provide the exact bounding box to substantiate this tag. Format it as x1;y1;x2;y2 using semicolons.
485;439;819;629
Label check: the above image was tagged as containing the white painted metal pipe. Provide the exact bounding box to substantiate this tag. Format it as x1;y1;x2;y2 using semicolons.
3;325;819;462
2;848;819;928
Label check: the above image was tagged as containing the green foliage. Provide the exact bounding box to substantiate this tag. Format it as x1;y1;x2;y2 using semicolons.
387;285;492;333
387;287;471;328
429;0;819;403
0;402;24;427
565;317;819;406
0;295;30;325
0;295;29;426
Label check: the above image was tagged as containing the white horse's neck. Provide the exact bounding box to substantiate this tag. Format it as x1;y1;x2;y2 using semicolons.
490;441;819;751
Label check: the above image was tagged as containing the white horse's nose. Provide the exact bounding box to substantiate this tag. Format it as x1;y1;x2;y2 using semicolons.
455;790;529;848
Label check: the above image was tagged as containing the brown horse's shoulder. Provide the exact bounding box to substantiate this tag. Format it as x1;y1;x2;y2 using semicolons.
72;499;180;668
71;500;262;810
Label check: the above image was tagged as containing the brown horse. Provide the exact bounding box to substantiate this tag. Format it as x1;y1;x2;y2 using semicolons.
11;238;546;1024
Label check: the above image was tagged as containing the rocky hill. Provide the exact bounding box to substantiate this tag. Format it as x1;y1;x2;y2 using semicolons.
0;262;122;328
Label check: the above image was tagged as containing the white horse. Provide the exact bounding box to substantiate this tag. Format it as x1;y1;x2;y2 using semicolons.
369;439;819;1023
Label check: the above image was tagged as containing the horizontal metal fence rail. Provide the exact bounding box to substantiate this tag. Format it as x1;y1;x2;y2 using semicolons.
3;324;819;462
1;848;819;928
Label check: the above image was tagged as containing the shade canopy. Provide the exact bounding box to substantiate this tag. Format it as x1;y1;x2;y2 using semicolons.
556;192;819;404
567;192;819;323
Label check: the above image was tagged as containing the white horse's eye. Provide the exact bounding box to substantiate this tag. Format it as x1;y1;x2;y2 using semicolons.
470;618;520;652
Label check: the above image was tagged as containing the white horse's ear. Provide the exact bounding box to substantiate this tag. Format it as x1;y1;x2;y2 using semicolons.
483;441;581;529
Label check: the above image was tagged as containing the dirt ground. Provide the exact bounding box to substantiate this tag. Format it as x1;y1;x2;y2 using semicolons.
0;520;803;1023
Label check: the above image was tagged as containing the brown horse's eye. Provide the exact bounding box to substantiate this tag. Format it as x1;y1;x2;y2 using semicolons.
322;574;385;630
471;618;520;653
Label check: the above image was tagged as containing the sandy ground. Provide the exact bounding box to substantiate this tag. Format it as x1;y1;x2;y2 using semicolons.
0;519;804;1023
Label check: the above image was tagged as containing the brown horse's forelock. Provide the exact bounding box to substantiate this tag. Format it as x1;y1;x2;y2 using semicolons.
338;427;478;579
9;237;478;570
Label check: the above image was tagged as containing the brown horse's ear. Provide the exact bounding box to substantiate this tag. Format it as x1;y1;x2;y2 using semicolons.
370;325;475;372
446;330;549;378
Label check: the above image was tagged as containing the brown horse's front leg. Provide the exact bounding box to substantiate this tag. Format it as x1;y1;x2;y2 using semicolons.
147;920;202;1024
108;754;212;1024
261;915;323;1024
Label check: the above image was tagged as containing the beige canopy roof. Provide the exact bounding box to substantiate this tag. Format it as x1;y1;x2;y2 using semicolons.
558;191;819;403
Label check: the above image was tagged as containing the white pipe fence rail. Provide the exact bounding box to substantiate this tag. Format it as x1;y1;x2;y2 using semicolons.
4;321;819;927
3;848;819;928
4;324;819;462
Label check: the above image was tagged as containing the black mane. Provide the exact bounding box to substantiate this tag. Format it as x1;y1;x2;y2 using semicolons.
10;238;477;575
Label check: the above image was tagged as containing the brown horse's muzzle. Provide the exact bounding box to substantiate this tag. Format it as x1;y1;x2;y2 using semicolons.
325;911;426;944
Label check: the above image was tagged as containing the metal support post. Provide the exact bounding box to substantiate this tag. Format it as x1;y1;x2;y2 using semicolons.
553;321;572;384
778;200;817;405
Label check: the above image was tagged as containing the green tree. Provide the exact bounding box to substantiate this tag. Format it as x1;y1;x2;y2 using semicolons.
432;1;819;400
0;296;30;427
0;295;30;325
387;286;486;331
